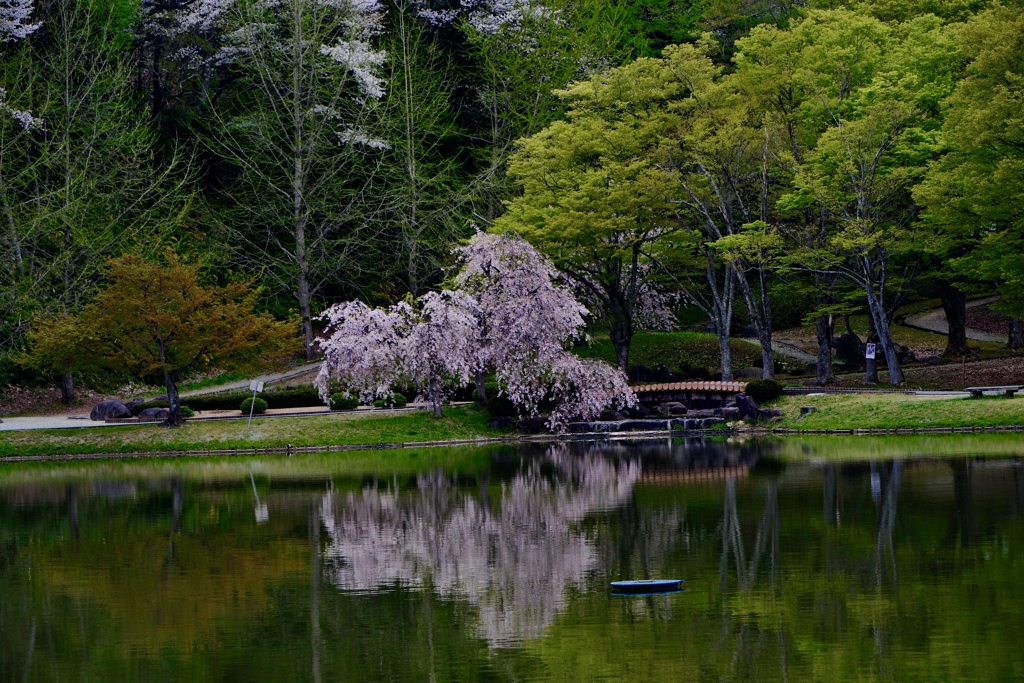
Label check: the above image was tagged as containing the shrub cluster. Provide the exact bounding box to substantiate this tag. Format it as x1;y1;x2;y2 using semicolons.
132;400;168;415
329;393;360;411
744;379;784;404
182;386;326;411
240;397;268;414
372;392;407;408
483;382;518;417
132;401;195;417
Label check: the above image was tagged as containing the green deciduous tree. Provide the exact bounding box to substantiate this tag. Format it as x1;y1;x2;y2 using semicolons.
741;11;956;384
495;53;683;370
915;5;1024;349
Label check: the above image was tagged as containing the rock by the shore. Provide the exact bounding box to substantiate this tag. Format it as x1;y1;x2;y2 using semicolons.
489;416;515;430
90;400;132;421
654;402;687;416
517;416;549;434
618;419;672;431
714;407;741;420
623;405;652;418
139;407;170;419
735;393;759;421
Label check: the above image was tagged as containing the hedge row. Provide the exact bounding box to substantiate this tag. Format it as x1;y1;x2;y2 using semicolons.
138;386;330;413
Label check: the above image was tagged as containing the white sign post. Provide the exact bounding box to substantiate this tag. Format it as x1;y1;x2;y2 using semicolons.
865;343;876;360
246;379;265;430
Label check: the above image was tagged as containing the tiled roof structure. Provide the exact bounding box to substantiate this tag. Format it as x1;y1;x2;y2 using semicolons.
632;381;747;394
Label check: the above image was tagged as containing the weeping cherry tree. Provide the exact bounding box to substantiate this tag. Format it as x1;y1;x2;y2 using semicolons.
316;231;635;427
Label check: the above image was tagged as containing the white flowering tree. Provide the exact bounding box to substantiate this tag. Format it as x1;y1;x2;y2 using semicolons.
0;0;39;128
0;0;39;42
209;0;389;360
317;231;635;427
135;0;235;119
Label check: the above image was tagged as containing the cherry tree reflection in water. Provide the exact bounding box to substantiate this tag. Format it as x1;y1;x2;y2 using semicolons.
319;444;641;645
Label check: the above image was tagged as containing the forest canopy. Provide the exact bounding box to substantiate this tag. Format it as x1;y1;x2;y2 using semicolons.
2;0;1022;398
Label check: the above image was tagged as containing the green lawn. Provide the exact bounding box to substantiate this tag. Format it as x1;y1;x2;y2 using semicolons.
577;331;762;373
772;393;1024;431
0;406;497;458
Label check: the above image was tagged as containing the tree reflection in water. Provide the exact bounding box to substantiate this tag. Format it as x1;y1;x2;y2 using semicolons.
320;444;642;645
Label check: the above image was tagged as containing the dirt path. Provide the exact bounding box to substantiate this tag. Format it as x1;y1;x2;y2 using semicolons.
904;297;1007;343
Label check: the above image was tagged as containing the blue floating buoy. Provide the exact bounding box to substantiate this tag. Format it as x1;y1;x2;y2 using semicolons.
610;579;684;594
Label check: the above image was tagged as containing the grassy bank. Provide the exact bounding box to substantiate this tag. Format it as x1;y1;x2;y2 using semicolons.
772;393;1024;431
0;406;496;458
577;331;762;372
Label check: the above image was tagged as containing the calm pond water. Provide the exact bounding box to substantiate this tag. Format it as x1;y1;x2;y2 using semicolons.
2;436;1024;682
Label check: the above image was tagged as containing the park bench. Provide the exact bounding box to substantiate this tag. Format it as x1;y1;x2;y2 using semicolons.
965;385;1023;399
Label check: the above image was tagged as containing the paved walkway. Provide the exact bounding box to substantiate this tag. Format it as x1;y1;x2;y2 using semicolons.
0;415;121;432
179;361;323;398
737;337;818;364
0;402;444;433
1;362;327;432
904;297;1007;343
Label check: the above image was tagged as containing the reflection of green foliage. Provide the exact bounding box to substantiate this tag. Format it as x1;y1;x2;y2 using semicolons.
3;450;1024;681
0;445;505;484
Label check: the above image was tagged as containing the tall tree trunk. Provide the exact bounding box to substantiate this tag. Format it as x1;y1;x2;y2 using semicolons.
1009;318;1024;351
162;369;182;427
474;370;487;406
717;325;733;381
815;314;833;386
428;375;442;418
292;3;315;361
735;267;774;379
757;327;774;379
297;266;315;360
609;303;633;371
59;372;75;405
865;285;904;385
159;335;182;427
707;258;735;381
864;313;879;384
938;279;968;357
